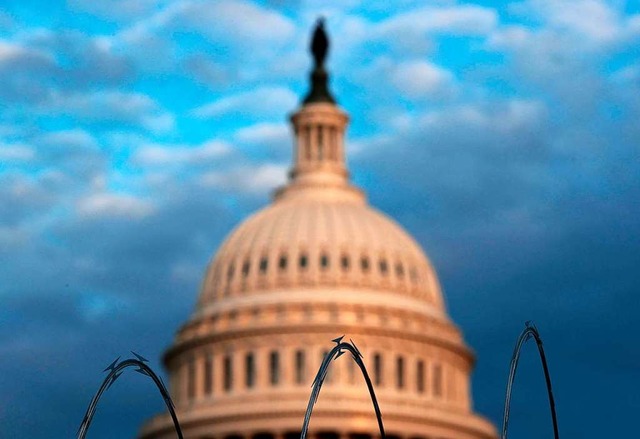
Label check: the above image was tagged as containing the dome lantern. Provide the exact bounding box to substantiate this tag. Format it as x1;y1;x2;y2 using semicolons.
283;19;352;198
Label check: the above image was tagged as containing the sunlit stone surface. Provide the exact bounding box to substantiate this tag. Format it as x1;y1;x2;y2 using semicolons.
140;22;497;439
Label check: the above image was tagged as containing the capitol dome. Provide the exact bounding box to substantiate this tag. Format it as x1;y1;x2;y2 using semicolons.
141;20;497;439
198;170;444;313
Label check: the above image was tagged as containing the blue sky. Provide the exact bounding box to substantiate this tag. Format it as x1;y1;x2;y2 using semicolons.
1;0;639;437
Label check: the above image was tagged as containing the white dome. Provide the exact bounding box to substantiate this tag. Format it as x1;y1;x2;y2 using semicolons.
198;188;445;311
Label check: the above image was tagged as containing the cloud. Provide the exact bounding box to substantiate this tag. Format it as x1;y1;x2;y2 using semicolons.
200;162;288;195
182;54;233;88
234;122;289;145
76;192;156;219
192;86;297;119
45;91;175;132
378;4;498;36
514;0;640;46
391;60;455;99
104;0;297;72
1;2;640;438
173;0;296;46
371;4;497;54
0;143;35;161
132;140;231;166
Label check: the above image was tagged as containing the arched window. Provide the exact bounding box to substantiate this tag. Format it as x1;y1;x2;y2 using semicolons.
373;353;382;386
299;253;308;270
187;357;196;400
304;127;311;160
395;262;404;278
416;360;425;393
245;352;255;388
279;254;287;271
340;254;349;271
242;260;250;277
224;355;233;392
410;267;419;283
379;259;388;275
204;354;213;395
295;350;305;385
270;351;280;385
433;363;442;397
227;263;235;280
396;356;404;389
329;127;337;160
320;253;329;270
317;126;324;160
259;257;268;274
361;256;370;272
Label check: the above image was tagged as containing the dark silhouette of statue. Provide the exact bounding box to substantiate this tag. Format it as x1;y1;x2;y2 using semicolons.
311;18;328;68
303;18;336;104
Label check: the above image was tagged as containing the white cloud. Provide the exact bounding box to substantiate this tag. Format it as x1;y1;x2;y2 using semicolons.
104;0;296;69
77;192;156;219
133;140;231;166
39;129;97;149
377;4;498;40
176;0;296;45
200;162;287;195
0;40;26;61
45;91;175;132
418;99;547;134
497;0;640;54
526;0;627;44
391;60;454;99
192;86;297;119
0;40;52;64
234;122;289;145
0;144;35;161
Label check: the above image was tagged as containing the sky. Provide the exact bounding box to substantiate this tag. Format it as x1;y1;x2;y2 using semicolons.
1;0;639;437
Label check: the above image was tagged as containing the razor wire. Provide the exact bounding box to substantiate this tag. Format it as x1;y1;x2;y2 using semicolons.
501;322;559;439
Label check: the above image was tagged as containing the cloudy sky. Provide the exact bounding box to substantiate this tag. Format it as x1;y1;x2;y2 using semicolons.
1;0;639;437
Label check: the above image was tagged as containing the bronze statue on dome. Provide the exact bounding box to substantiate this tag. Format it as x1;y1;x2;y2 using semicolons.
304;17;336;104
311;18;328;68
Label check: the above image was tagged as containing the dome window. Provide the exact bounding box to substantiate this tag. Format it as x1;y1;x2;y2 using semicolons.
227;263;235;280
417;360;425;393
340;254;349;270
259;257;268;273
410;267;419;283
395;262;404;277
360;256;369;272
245;352;255;389
320;253;329;270
396;356;405;389
242;260;250;277
223;355;233;392
270;351;280;385
278;255;287;270
373;353;382;386
187;357;196;400
299;253;308;269
295;350;305;385
379;259;388;275
433;363;442;397
204;354;213;395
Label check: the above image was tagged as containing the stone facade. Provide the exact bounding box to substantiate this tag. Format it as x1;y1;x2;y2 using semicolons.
139;32;497;439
